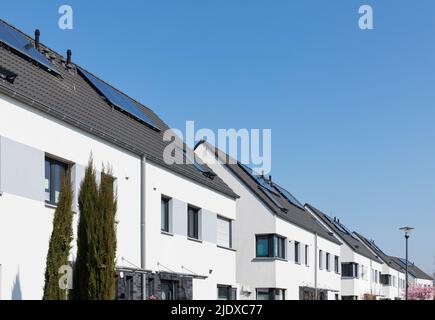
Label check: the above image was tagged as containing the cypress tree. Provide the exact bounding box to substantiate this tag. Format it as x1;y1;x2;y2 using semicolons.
71;157;99;300
71;158;118;300
43;171;73;300
97;166;117;300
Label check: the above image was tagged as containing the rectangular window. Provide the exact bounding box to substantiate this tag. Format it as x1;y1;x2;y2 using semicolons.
381;274;392;286
160;280;177;300
294;242;301;264
217;285;236;300
121;276;134;300
256;234;285;259
326;253;330;271
256;236;269;258
304;245;309;266
45;157;68;205
217;216;232;248
342;296;358;301
188;206;200;240
256;288;285;300
256;289;270;301
319;250;323;270
161;197;170;232
341;263;359;278
342;263;352;277
334;256;339;273
274;289;285;301
273;236;284;258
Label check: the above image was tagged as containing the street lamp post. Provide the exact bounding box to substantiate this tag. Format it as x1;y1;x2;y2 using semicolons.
399;227;414;300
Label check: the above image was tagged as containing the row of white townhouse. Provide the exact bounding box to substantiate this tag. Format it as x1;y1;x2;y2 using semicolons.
0;19;432;300
196;142;433;300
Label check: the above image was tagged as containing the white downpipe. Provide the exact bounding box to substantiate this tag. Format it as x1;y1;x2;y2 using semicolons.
314;233;318;300
140;155;147;299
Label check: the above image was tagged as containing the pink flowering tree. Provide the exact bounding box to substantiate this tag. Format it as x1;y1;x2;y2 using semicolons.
405;284;434;300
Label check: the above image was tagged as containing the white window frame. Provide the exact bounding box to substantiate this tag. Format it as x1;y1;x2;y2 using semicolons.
217;215;232;249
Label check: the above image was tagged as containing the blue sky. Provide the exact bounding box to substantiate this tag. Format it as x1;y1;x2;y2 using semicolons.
2;0;434;275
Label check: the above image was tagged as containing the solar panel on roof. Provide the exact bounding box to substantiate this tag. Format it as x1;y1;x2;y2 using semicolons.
324;214;357;238
78;68;160;131
239;164;288;212
398;259;417;276
369;240;384;254
182;148;216;179
273;183;304;209
240;163;278;194
259;188;288;213
0;20;60;76
399;258;413;267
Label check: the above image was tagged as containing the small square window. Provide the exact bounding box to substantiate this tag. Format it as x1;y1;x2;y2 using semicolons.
256;288;285;300
217;285;236;300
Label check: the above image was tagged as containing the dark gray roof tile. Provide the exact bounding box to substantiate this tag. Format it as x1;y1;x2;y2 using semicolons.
306;204;382;263
198;141;341;245
354;232;403;272
389;256;433;280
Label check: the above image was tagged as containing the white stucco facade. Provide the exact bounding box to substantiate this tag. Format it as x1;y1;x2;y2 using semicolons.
352;234;406;300
305;206;388;300
0;93;237;300
338;247;383;300
414;278;433;287
142;161;237;300
381;265;405;300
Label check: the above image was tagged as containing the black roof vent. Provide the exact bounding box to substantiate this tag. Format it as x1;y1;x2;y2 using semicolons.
0;65;17;83
35;29;40;51
67;49;72;65
203;171;216;180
